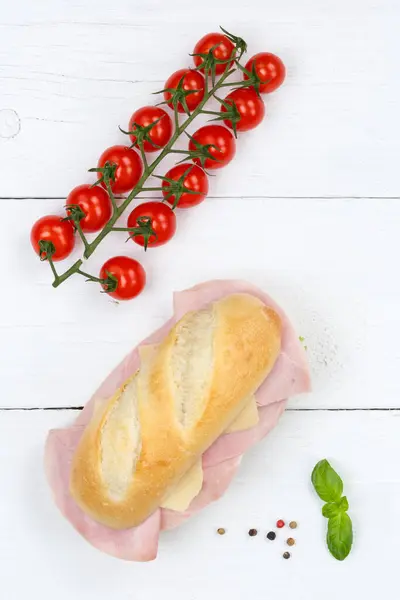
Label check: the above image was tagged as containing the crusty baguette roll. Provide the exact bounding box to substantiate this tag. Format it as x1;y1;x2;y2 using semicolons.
70;293;281;529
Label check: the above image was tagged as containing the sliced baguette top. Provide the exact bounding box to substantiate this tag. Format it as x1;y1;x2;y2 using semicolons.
70;293;282;529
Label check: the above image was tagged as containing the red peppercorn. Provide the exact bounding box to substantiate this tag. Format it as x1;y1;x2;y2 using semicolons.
277;520;285;528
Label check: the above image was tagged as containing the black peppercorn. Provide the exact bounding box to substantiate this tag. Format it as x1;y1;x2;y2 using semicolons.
283;552;291;559
266;531;276;541
248;528;258;537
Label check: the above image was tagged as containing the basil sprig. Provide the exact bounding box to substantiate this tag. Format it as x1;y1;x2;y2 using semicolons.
311;459;353;561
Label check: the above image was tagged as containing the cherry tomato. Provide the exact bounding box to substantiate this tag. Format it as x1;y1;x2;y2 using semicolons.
164;69;205;113
193;32;235;75
97;145;143;194
100;256;146;301
221;87;265;132
162;163;209;209
189;125;236;170
31;215;75;261
65;184;112;233
127;201;176;248
244;52;286;93
128;106;173;153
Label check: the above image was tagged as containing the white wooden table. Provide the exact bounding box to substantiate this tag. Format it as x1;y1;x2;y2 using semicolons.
1;1;399;598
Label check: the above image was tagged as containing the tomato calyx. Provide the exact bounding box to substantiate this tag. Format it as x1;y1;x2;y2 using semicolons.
119;118;164;151
88;161;117;188
191;44;234;86
63;204;86;227
76;268;119;293
204;93;241;137
99;270;119;293
63;204;92;253
179;132;222;169
156;75;202;116
235;61;271;97
156;165;203;209
38;239;56;261
125;216;157;251
112;216;158;251
219;26;247;60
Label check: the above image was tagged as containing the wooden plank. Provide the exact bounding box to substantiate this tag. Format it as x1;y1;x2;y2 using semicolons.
3;196;400;409
0;409;398;599
0;0;399;197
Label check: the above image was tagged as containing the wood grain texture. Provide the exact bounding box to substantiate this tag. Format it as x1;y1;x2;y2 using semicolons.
4;197;399;409
0;2;398;596
1;409;398;599
0;0;399;196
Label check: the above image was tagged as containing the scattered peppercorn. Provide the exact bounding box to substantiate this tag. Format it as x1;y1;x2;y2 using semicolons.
276;520;285;528
283;552;291;559
289;521;297;529
266;531;276;541
217;528;226;535
248;529;258;537
287;538;295;546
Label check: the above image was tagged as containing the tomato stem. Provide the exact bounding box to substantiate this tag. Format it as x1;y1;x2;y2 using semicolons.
138;142;148;171
201;109;222;116
75;221;90;254
104;178;118;214
47;256;59;283
173;108;180;132
168;149;192;154
111;227;137;232
52;259;83;288
76;269;105;283
218;80;245;88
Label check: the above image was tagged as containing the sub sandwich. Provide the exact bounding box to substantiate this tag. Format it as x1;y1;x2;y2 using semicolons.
45;280;310;560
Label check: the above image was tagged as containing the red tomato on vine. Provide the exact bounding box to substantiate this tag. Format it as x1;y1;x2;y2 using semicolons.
31;215;75;261
128;106;173;152
193;32;235;75
221;88;265;132
97;145;143;194
66;185;112;232
164;69;205;113
162;163;209;208
189;125;236;169
244;52;286;93
127;201;177;248
100;256;146;301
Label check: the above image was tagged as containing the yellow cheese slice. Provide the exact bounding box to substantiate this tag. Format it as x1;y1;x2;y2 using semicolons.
158;397;259;512
225;395;259;433
160;459;203;511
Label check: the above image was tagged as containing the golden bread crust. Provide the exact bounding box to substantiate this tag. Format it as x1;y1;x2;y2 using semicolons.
70;293;281;529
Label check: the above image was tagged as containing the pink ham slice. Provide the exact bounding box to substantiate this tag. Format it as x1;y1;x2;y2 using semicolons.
45;280;311;561
45;426;161;561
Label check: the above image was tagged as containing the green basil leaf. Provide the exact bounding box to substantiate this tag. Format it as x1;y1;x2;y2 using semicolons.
322;502;340;518
311;459;343;502
327;512;353;561
323;496;349;518
337;496;349;512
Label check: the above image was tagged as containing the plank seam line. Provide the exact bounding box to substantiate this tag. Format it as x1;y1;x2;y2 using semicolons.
1;196;400;201
1;407;399;412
